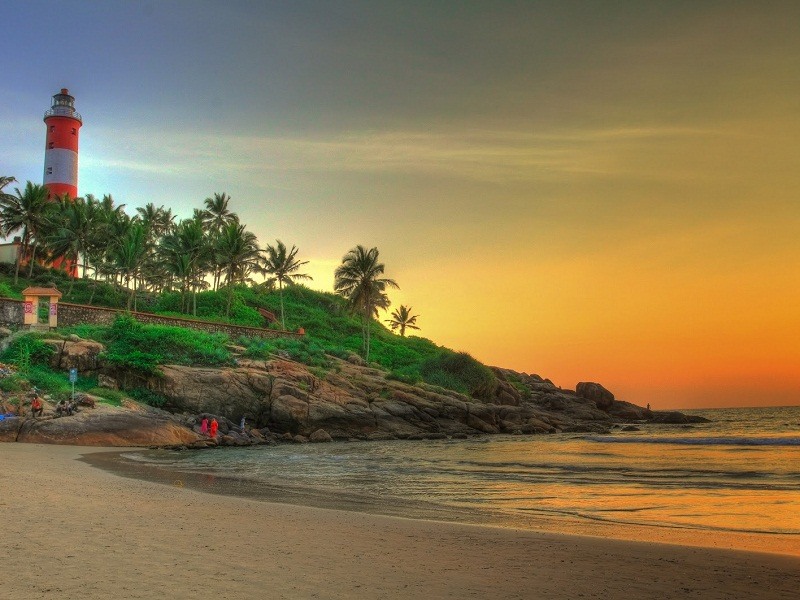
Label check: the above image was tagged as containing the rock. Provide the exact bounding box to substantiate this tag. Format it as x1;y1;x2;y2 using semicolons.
575;382;615;410
97;374;119;390
43;339;105;373
650;411;710;424
8;404;202;447
309;428;333;443
621;425;640;431
292;434;308;443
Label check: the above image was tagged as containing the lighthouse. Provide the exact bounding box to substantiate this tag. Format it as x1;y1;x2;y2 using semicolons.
43;88;81;199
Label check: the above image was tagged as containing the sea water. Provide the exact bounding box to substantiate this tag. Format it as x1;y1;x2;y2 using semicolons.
117;406;800;553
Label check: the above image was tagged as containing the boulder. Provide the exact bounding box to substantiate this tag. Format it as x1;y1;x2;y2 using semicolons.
309;428;333;443
44;339;105;373
575;382;615;410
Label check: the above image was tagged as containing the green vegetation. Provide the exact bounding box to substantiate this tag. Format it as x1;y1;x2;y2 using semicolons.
0;173;501;401
334;245;399;362
98;314;232;375
0;344;123;405
127;387;167;408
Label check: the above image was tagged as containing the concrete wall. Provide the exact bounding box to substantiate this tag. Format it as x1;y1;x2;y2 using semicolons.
0;242;19;266
0;298;302;340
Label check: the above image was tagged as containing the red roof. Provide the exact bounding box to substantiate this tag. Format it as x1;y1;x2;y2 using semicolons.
21;287;63;298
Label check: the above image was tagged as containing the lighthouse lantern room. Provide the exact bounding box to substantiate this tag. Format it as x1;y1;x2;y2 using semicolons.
43;88;82;199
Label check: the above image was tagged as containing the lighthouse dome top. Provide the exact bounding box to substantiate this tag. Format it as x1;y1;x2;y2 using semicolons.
44;88;81;123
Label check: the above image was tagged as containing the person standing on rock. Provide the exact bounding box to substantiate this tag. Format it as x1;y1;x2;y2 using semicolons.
240;416;246;431
210;418;218;438
200;417;209;436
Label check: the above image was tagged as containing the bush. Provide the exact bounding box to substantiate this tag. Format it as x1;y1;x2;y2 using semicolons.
0;335;55;371
420;351;498;399
0;282;19;299
101;314;232;374
128;387;167;408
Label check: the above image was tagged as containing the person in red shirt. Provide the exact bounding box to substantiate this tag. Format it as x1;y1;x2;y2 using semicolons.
31;395;43;418
209;418;219;438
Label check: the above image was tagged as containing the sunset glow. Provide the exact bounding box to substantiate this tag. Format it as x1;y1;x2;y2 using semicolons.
2;2;798;408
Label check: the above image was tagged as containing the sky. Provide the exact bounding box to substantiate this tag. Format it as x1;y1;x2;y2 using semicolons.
1;1;799;409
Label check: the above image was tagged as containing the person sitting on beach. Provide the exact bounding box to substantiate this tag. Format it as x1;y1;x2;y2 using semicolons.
31;396;43;418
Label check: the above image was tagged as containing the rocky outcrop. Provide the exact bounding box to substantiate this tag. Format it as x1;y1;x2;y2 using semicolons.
95;355;656;440
0;336;708;446
0;403;202;447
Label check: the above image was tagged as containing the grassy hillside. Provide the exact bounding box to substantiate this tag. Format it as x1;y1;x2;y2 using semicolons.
0;266;498;399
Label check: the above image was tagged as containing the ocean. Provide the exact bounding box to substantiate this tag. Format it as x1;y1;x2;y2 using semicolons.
108;405;800;555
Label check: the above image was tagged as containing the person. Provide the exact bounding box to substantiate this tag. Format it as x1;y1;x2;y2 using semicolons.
200;417;209;436
646;403;651;411
55;399;67;417
209;417;218;438
31;396;43;418
240;416;246;431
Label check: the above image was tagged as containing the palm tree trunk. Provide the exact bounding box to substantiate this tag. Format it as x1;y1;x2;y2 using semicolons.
279;280;286;330
27;243;38;278
89;270;98;305
364;300;372;363
13;247;22;285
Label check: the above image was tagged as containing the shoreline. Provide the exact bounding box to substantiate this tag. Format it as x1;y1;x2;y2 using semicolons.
87;445;800;558
3;444;799;599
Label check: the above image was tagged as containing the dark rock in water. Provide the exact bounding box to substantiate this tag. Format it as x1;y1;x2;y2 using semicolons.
650;411;710;424
621;425;640;432
575;382;615;410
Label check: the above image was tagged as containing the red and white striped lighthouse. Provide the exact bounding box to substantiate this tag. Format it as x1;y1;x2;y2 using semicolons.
43;88;82;200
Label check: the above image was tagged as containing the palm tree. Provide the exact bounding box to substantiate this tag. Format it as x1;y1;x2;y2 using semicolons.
215;222;262;316
158;218;210;315
0;181;52;283
0;176;15;202
45;197;94;293
385;305;420;337
136;203;175;241
202;193;238;290
261;240;312;329
110;222;148;310
334;245;399;362
202;192;237;231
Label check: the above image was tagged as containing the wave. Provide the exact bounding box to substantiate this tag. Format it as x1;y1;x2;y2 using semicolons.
587;435;800;447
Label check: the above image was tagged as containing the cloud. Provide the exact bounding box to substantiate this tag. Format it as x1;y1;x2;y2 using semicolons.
82;124;728;185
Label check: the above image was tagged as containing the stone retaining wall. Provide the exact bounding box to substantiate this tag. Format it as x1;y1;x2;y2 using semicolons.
0;298;302;340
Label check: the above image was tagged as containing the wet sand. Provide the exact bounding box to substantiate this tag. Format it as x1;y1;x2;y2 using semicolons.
3;444;799;599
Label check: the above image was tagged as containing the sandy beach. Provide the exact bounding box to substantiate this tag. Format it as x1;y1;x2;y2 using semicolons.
2;444;798;600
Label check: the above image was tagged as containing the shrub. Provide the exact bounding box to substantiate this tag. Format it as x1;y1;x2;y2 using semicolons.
0;335;55;371
0;282;19;299
101;314;232;374
128;387;167;408
420;351;498;399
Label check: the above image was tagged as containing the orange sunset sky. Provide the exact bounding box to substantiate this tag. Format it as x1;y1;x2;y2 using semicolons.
2;2;798;408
